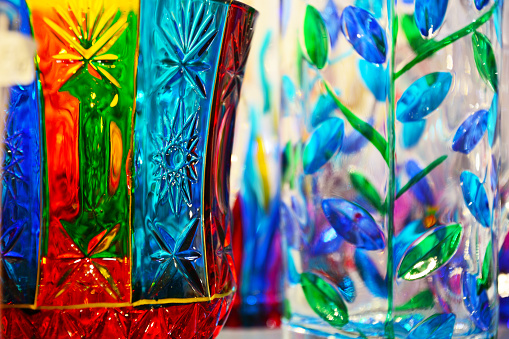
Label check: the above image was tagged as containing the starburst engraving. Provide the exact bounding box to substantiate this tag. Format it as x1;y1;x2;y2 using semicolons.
0;221;26;301
153;1;218;97
148;216;204;297
44;0;128;87
152;99;199;215
42;224;124;302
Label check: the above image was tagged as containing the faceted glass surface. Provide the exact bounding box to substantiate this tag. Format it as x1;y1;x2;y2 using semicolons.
0;0;257;337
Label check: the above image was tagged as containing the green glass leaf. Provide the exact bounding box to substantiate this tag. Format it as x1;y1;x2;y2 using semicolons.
395;289;435;312
398;224;463;281
396;155;447;200
324;81;388;165
301;272;349;328
350;172;383;212
401;14;439;53
477;241;493;294
300;5;329;69
472;31;498;93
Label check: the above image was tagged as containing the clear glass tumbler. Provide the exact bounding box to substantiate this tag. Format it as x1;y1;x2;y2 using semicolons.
280;0;502;338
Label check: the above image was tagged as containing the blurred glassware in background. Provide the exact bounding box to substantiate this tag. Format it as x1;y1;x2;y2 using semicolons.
227;0;283;328
280;0;502;338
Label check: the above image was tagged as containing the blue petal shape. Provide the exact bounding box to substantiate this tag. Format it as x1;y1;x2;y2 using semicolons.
488;94;497;147
354;0;383;18
475;0;490;10
452;110;488;154
303;118;345;174
354;249;387;298
407;313;456;339
359;59;387;101
460;171;491;228
340;6;388;64
397;72;453;122
414;0;449;38
322;0;341;48
342;117;372;154
338;275;356;303
393;314;426;338
322;198;385;250
310;227;343;256
311;90;340;128
406;160;435;206
402;120;426;149
463;272;492;331
394;220;426;268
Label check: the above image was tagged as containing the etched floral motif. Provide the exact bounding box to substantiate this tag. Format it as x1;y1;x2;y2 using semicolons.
152;99;199;215
153;1;218;97
44;0;128;87
148;216;204;297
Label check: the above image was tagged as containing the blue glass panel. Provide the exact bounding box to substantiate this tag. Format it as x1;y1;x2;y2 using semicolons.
133;0;229;300
1;0;41;305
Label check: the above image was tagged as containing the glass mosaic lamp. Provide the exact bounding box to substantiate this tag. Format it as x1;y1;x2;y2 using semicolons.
1;0;258;337
280;0;503;338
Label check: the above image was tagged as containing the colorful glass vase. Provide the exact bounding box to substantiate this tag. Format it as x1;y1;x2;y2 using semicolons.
226;0;283;328
280;0;502;338
1;0;257;337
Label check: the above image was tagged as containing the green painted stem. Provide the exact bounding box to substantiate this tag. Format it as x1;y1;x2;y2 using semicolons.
323;81;389;165
385;4;398;338
396;155;448;199
395;3;497;79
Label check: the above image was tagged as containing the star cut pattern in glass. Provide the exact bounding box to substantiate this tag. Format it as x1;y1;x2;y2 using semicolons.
152;99;200;215
148;216;204;297
153;1;218;98
44;0;128;88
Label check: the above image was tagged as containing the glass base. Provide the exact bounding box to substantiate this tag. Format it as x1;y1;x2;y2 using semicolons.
283;313;497;339
2;296;232;338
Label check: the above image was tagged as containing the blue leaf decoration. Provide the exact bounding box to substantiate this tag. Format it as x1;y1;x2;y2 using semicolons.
340;6;388;64
322;198;385;250
397;72;453;122
355;249;387;298
452;110;488;154
460;171;491;228
311;91;340;128
488;94;497;147
303;118;345;174
342;117;372;154
402;120;426;149
463;272;492;331
322;0;342;48
475;0;490;10
354;0;383;18
359;59;387;101
394;220;426;269
338;275;357;303
414;0;449;38
406;160;435;206
310;227;343;256
407;313;456;339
